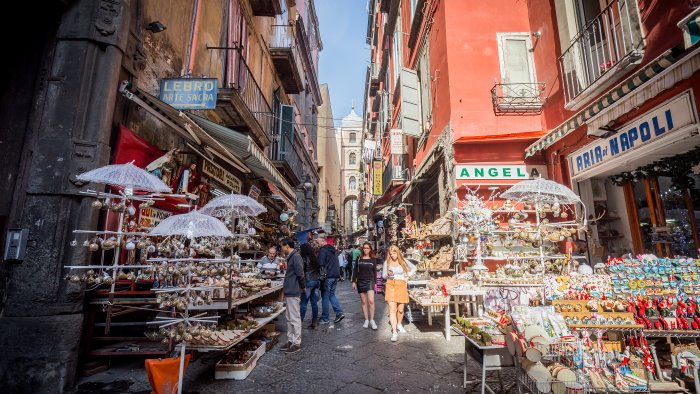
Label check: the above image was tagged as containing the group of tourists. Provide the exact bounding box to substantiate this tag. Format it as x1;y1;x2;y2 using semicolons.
275;237;416;353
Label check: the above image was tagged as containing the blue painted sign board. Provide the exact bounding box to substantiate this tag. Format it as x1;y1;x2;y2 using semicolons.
159;78;218;109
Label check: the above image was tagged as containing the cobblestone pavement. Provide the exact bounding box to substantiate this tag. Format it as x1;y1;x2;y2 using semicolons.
72;280;517;393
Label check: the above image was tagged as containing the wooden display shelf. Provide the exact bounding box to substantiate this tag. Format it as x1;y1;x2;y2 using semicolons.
88;342;168;357
191;285;283;310
180;307;285;353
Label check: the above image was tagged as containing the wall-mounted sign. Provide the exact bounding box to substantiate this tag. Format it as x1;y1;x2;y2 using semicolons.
159;78;218;109
138;207;172;230
390;129;404;155
202;159;242;193
248;185;261;201
456;164;547;180
570;93;695;176
373;161;383;195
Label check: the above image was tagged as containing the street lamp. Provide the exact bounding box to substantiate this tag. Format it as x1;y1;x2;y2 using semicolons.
303;175;313;191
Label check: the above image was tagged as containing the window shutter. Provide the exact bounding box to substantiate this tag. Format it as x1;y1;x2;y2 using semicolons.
279;104;294;153
400;67;420;137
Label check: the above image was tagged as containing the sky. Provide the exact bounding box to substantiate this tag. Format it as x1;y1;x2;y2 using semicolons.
316;0;370;126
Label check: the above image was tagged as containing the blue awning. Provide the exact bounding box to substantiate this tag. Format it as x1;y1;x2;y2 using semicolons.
294;227;323;244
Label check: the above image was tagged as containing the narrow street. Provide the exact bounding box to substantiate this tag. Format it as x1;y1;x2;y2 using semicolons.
72;281;514;393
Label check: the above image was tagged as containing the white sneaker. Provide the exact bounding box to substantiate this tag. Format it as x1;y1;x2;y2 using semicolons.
362;320;369;328
397;324;406;333
370;320;377;330
391;332;398;342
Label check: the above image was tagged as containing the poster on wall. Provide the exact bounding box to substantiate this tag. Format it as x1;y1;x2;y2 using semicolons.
390;129;404;155
248;185;261;201
373;161;383;195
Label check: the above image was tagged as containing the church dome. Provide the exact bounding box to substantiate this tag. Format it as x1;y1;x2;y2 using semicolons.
341;107;362;129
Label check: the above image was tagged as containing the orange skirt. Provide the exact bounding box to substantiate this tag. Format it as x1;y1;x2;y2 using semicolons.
384;279;409;304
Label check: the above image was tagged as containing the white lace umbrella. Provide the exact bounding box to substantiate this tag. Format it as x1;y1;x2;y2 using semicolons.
500;178;581;204
150;211;233;238
200;193;267;219
76;161;171;193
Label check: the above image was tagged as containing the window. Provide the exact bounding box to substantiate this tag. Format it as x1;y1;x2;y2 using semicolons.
497;33;537;92
226;0;249;88
392;12;402;88
349;176;357;191
349;132;357;143
349;152;357;165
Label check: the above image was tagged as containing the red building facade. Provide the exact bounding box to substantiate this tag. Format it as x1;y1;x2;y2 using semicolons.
363;0;700;261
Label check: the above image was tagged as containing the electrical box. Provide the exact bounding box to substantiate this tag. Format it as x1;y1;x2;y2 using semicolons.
4;228;28;262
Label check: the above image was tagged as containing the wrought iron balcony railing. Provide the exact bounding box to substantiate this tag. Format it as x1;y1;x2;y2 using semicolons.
558;0;643;106
269;24;305;94
491;82;546;115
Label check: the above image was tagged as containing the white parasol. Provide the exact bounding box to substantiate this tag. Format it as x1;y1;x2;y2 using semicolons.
500;178;581;204
200;193;267;219
150;211;233;238
76;161;171;193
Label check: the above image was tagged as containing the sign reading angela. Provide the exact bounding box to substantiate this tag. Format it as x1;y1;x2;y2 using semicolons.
159;78;218;109
456;164;546;180
571;93;696;176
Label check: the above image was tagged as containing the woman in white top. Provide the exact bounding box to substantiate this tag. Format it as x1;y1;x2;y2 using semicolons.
382;244;416;342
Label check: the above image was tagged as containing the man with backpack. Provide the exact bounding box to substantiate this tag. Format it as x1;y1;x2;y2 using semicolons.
317;237;345;324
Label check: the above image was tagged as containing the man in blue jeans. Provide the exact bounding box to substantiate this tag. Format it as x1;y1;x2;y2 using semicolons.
299;242;321;328
317;237;344;324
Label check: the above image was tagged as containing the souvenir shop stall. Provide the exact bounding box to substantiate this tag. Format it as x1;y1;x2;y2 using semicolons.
428;179;700;394
66;162;286;389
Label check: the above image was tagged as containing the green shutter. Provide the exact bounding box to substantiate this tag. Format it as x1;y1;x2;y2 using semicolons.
280;104;294;152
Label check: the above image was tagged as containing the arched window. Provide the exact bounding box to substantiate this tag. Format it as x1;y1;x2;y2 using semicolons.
349;152;356;165
349;132;357;143
349;176;357;190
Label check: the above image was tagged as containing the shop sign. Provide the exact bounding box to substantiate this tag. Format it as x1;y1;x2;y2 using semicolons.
373;160;383;195
456;164;546;180
570;93;696;176
202;159;241;193
390;129;404;155
138;207;172;230
159;78;218;109
248;185;261;201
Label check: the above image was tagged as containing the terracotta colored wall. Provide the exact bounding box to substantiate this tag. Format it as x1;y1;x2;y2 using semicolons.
443;0;542;140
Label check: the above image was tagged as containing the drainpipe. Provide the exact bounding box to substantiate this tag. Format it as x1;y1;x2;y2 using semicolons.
184;0;202;76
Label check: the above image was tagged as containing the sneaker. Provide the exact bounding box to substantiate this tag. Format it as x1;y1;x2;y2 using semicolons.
319;319;330;325
334;313;345;324
370;320;377;330
391;332;398;342
397;324;406;333
280;342;292;351
362;320;369;328
285;344;301;353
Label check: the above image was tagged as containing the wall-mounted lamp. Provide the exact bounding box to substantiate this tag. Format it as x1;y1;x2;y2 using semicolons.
532;31;541;38
303;175;313;191
145;21;167;33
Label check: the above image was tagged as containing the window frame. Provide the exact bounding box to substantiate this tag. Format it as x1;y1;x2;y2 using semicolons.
496;32;538;86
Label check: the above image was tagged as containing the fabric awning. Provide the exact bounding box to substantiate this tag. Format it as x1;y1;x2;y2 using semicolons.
119;83;249;173
525;46;690;158
188;114;296;198
370;183;406;217
455;131;543;143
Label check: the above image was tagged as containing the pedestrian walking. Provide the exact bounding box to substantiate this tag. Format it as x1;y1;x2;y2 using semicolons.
317;237;345;324
383;244;416;342
299;242;321;328
345;250;353;280
338;251;348;281
280;238;305;353
352;242;378;330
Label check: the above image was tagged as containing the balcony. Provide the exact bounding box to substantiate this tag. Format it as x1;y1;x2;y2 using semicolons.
269;24;305;94
249;0;282;17
382;154;409;194
271;128;304;186
491;82;546;115
369;63;380;96
558;0;644;109
216;52;273;148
